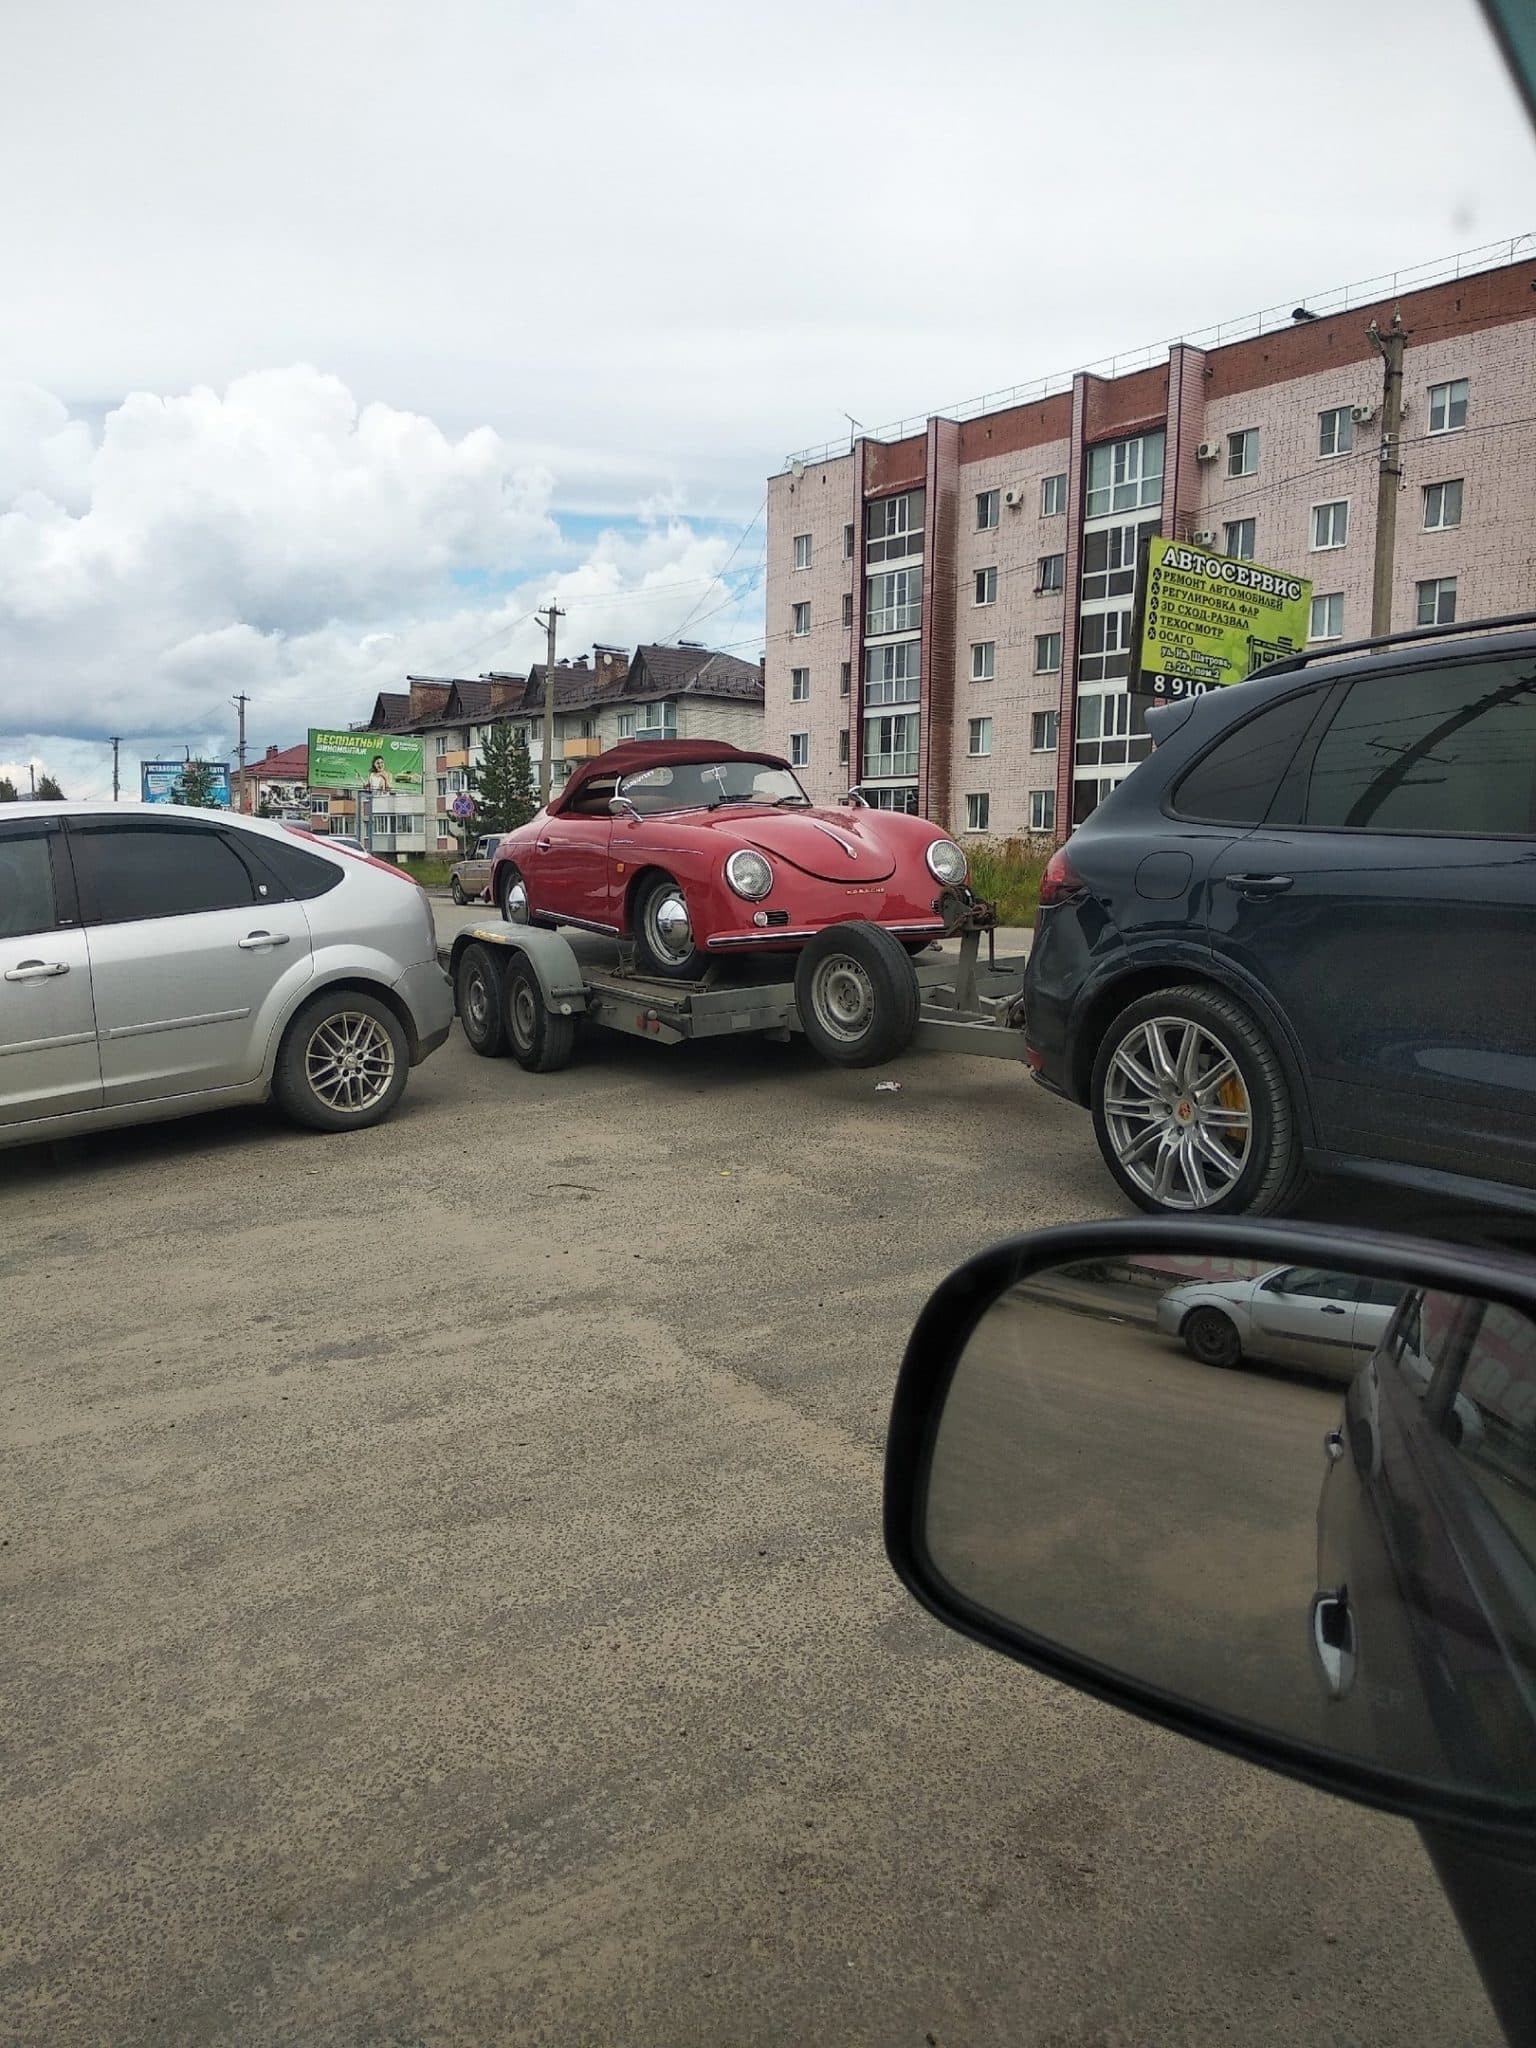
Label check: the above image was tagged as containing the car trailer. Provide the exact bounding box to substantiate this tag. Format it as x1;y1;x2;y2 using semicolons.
446;897;1034;1075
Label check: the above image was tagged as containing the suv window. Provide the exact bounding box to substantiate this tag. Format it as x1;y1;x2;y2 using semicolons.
70;821;260;924
1170;686;1325;825
0;827;59;938
1301;655;1536;836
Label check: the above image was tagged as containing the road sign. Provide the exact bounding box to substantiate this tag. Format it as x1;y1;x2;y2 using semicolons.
450;793;475;819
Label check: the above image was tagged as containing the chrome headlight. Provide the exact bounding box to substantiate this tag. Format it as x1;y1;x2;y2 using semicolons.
925;838;967;885
725;848;774;900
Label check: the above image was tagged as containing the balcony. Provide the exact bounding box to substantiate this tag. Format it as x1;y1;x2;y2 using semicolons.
436;748;470;770
863;751;919;780
865;603;922;637
561;736;603;761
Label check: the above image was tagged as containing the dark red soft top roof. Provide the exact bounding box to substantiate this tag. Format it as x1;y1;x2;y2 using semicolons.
550;739;791;813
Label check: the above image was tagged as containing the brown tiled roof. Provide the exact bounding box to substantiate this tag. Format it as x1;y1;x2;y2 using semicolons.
444;679;497;722
626;645;764;703
368;691;413;730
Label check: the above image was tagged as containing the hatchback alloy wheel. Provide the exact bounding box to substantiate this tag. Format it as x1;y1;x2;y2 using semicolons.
304;1009;398;1115
1101;1015;1253;1211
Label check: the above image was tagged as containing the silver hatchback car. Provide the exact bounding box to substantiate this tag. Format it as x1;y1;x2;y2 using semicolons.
0;802;453;1151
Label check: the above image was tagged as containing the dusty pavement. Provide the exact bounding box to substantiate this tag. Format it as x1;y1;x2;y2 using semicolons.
0;928;1499;2045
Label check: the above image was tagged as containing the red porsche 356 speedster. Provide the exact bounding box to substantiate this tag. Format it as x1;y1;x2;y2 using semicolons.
488;740;969;980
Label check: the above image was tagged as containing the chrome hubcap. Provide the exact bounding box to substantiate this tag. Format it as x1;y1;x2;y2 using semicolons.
810;954;875;1042
511;980;537;1049
305;1011;396;1114
464;970;490;1032
648;889;693;964
504;876;529;924
1103;1016;1252;1210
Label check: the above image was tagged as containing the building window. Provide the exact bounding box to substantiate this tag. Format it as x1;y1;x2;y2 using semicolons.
971;641;996;682
866;567;922;636
436;776;448;798
864;785;919;814
1311;500;1349;551
1041;472;1067;517
1080;518;1155;601
840;661;851;697
838;729;849;767
792;601;811;636
1424;479;1463;530
1224;518;1256;560
790;731;810;768
1029;788;1056;832
974;566;998;606
436;734;451;757
842;591;854;627
617;711;635;739
1034;632;1062;675
863;712;918;779
864;639;921;705
1085;431;1164;518
793;533;812;571
1036;553;1065;593
1031;709;1059;752
1416;576;1458;626
1428;378;1468;434
977;489;999;530
1310;591;1344;641
1073;688;1149;767
790;667;810;701
968;716;992;757
1076;608;1134;682
844;522;855;560
1318;408;1354;458
1227;428;1259;478
864;489;925;564
965;792;990;833
631;704;677;742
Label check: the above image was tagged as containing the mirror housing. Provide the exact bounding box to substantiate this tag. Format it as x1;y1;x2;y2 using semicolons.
884;1217;1536;1848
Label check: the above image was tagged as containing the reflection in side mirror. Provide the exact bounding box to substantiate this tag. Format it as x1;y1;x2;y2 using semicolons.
888;1225;1536;1834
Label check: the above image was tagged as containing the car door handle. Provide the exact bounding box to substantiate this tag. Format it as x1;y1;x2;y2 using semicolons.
1224;873;1294;896
1320;1304;1347;1316
535;838;551;851
3;958;69;982
237;931;291;950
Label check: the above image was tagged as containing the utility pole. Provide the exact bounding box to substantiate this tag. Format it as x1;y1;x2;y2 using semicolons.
28;761;36;797
232;693;250;811
534;602;564;803
110;737;122;801
1368;311;1405;637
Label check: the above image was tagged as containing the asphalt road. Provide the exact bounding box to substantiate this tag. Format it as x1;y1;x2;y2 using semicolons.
0;909;1501;2045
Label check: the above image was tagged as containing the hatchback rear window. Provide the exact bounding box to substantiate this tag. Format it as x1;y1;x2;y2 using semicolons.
246;833;345;899
1170;687;1325;825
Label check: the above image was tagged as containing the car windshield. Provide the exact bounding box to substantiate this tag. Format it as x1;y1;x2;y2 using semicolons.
617;760;809;815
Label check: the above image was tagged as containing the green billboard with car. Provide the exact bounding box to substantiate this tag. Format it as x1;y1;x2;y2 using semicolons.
307;729;425;794
1133;537;1313;702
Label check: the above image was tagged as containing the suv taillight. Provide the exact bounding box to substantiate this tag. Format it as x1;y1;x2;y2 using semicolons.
1037;848;1086;913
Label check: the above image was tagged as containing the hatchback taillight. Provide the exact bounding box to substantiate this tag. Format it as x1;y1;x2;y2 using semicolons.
1037;848;1086;913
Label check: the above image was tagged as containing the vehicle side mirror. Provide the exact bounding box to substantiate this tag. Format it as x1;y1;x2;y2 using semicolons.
841;788;869;808
609;796;641;820
884;1219;1536;1843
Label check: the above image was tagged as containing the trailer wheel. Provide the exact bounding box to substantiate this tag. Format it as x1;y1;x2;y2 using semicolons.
504;957;577;1073
794;923;919;1069
455;942;507;1058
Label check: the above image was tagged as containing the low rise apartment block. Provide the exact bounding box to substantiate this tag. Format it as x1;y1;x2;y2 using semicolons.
764;240;1536;840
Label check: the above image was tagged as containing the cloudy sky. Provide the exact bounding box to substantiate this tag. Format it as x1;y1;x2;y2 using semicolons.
2;0;1532;797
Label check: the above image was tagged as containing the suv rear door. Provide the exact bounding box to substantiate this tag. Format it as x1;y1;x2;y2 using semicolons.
1204;649;1536;1184
0;816;100;1126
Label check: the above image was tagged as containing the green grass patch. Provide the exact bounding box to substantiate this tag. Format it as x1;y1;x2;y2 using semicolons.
964;834;1055;928
392;855;455;886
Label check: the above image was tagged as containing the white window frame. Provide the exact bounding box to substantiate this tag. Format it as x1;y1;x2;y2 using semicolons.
1416;575;1458;627
791;601;811;637
1034;632;1062;675
1040;472;1067;518
1310;499;1349;551
976;489;999;531
844;522;855;560
971;640;996;682
1223;518;1256;560
840;661;851;697
1318;407;1353;459
1428;378;1469;435
864;638;921;706
974;565;998;606
967;716;992;758
1036;553;1065;594
1227;428;1258;478
1084;432;1164;519
865;567;922;637
965;792;990;833
790;667;811;702
1309;591;1344;642
842;592;853;627
617;711;636;740
1031;709;1059;752
838;728;849;766
789;731;810;768
792;532;812;571
862;711;919;779
1029;788;1056;832
1423;479;1463;531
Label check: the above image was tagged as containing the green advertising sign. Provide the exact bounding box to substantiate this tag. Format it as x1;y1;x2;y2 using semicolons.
307;729;426;794
1134;537;1313;701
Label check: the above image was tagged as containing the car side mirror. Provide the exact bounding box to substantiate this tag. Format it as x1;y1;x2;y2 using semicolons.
884;1219;1536;1844
609;796;641;820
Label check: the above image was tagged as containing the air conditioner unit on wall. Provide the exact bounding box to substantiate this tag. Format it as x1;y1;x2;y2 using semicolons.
1192;530;1218;547
1195;440;1221;463
1002;486;1024;508
1350;403;1378;425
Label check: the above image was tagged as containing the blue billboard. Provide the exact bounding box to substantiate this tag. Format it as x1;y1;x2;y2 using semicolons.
140;760;233;808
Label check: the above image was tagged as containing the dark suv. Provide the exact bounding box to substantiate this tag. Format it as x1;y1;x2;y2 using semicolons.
1024;619;1536;1216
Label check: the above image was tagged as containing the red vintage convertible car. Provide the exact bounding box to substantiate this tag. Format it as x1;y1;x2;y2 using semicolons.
489;740;969;979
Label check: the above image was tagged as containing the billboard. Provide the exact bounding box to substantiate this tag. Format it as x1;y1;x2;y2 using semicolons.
140;759;233;807
307;729;426;794
1132;537;1313;702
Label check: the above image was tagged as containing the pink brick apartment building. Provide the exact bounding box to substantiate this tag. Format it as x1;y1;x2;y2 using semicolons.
764;242;1536;841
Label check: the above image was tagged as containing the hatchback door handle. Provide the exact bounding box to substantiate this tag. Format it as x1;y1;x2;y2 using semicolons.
1225;873;1294;896
535;838;551;851
4;958;69;982
238;931;291;950
1320;1304;1347;1316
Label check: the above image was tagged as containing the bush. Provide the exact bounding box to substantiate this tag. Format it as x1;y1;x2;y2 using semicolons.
964;834;1055;928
